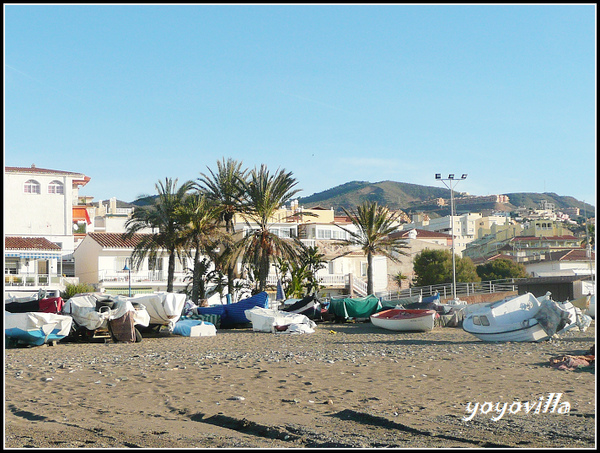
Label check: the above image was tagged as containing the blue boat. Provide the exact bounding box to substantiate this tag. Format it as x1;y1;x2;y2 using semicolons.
5;311;73;346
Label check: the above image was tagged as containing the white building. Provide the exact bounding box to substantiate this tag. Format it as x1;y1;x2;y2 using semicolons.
402;212;509;256
73;232;191;295
4;165;91;294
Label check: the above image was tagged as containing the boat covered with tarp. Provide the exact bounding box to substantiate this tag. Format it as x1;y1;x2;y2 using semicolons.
130;292;187;331
195;291;270;328
329;294;382;320
462;292;589;342
282;294;322;320
5;311;73;346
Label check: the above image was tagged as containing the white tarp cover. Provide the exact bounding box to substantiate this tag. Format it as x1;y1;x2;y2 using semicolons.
130;292;186;331
63;294;150;331
5;311;73;343
244;307;316;334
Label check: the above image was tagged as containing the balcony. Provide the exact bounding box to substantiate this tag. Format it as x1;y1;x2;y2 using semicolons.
5;273;78;290
98;270;188;285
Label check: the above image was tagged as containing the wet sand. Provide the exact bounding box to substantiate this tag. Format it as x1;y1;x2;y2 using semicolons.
4;320;596;449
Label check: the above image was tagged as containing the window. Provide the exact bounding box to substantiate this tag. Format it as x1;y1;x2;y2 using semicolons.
5;260;18;275
48;180;64;194
148;258;163;271
361;262;368;277
24;179;41;194
317;228;332;240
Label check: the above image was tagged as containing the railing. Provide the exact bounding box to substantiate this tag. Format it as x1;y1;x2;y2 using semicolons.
377;279;523;302
4;274;78;288
266;273;348;288
99;270;188;285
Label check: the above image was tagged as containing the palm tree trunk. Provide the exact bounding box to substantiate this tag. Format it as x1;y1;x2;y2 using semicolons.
192;244;202;303
167;251;176;293
367;251;374;295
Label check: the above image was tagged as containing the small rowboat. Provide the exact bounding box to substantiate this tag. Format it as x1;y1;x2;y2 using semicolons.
370;308;437;332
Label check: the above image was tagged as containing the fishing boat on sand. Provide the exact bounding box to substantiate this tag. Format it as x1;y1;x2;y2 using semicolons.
370;308;437;332
462;292;583;342
5;311;73;346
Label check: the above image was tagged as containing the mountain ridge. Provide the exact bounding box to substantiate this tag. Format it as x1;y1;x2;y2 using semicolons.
297;180;595;217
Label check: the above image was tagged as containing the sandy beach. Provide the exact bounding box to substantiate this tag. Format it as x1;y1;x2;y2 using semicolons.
4;320;596;449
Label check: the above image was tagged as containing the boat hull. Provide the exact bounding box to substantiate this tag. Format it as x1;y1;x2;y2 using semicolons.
370;309;436;332
463;318;549;342
462;292;581;342
5;312;73;346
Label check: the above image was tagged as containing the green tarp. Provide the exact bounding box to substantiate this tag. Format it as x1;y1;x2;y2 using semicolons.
329;295;382;319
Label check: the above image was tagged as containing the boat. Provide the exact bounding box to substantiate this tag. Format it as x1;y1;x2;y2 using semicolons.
329;295;382;320
195;291;270;328
462;292;580;342
370;308;437;332
5;311;73;346
282;294;322;320
129;292;187;331
62;293;150;341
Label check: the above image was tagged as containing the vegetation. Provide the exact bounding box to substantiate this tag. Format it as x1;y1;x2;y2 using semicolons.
61;282;95;300
476;259;530;281
296;181;595;216
196;158;248;297
335;200;410;295
230;164;303;294
124;178;194;292
179;192;231;303
412;249;480;287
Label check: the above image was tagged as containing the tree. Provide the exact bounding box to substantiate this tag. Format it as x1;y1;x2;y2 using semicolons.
232;164;303;293
392;271;408;290
179;192;231;303
123;178;194;292
476;258;529;281
335;200;409;295
298;244;327;296
413;249;480;287
196;158;248;297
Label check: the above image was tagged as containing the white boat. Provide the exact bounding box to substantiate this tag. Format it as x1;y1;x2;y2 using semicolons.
462;292;580;342
63;293;150;335
370;308;437;332
5;311;73;346
130;292;186;331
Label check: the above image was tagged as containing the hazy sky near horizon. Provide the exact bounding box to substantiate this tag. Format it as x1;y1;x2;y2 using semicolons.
4;4;597;206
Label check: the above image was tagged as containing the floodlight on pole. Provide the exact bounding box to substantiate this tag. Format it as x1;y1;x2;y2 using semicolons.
435;173;467;302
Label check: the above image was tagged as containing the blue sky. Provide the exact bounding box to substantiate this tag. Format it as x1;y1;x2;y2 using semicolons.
4;4;596;206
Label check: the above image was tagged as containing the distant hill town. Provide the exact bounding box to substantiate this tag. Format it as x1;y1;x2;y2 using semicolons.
130;179;595;219
296;180;595;218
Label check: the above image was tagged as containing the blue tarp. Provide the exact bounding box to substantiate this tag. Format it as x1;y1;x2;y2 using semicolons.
195;292;269;327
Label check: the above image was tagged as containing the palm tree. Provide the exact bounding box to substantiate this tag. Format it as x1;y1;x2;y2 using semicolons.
179;192;231;303
335;200;410;295
196;158;248;297
123;177;194;292
233;164;303;293
298;244;327;296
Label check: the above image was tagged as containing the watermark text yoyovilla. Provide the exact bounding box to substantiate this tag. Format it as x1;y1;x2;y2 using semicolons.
463;393;570;421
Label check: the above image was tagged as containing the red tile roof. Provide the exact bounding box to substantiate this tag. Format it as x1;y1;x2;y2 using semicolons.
87;232;155;248
6;165;91;187
5;165;86;177
5;236;62;251
390;228;451;239
511;235;579;241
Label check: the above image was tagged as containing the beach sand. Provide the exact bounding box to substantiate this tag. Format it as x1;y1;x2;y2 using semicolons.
4;320;596;449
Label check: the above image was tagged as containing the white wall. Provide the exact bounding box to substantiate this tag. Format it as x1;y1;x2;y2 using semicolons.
4;169;83;254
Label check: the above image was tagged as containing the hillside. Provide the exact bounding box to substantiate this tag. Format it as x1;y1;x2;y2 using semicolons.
298;180;595;217
130;179;594;219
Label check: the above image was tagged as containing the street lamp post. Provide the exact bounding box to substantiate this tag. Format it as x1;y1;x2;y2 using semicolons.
435;173;467;302
123;262;132;297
